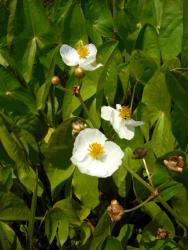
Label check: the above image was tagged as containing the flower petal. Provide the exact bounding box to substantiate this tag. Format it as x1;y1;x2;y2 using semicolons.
103;141;124;176
101;106;114;121
71;128;107;162
118;125;135;140
124;118;144;127
60;44;79;66
80;63;103;71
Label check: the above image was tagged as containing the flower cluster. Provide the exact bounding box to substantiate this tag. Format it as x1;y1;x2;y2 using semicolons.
60;42;144;178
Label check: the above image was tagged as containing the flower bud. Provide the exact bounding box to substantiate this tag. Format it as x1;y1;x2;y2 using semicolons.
156;227;168;240
73;85;81;96
163;155;184;173
74;66;85;78
72;120;87;136
51;75;61;85
132;147;148;159
107;200;125;222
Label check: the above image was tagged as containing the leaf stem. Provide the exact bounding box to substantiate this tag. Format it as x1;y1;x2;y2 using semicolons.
123;163;187;234
142;158;155;188
27;169;38;250
77;93;98;128
130;81;138;112
124;193;156;213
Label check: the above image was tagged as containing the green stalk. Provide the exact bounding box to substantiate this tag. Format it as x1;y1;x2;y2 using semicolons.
130;81;138;113
77;93;98;128
27;169;38;250
123;163;187;234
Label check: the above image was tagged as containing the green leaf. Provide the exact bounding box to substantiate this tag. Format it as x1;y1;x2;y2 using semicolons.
54;198;90;225
181;0;188;66
171;184;188;227
129;50;158;83
62;1;87;45
45;207;62;244
141;24;160;65
89;212;113;250
43;118;74;169
13;0;54;82
0;115;42;194
0;192;29;221
142;71;171;125
158;0;183;61
57;217;69;247
45;165;75;195
73;169;99;209
116;224;134;246
113;163;128;197
142;201;175;239
0;167;12;194
151;113;176;157
104;237;123;250
0;221;23;250
82;0;113;45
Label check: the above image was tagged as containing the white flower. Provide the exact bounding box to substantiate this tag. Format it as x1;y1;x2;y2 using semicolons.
60;44;103;71
70;128;124;178
101;104;144;140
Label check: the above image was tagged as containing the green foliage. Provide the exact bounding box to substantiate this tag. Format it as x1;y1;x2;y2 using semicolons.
0;0;187;249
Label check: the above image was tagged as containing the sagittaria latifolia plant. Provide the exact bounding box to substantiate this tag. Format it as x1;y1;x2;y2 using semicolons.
0;0;188;249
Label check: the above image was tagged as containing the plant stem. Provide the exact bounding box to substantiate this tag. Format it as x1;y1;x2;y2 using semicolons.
124;193;156;213
123;163;153;192
142;158;154;188
130;81;138;113
27;169;38;250
123;163;187;234
77;93;98;128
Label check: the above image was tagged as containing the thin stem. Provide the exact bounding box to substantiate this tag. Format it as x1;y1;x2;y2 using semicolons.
142;158;154;188
77;93;98;128
123;163;187;234
170;68;188;71
27;169;38;250
123;163;153;192
157;197;187;237
130;81;138;112
57;85;72;93
124;193;156;213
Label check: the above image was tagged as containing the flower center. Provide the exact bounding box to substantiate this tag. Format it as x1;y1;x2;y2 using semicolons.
88;142;104;159
119;106;131;119
77;46;89;58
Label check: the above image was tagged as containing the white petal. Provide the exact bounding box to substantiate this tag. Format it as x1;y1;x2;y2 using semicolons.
118;125;135;140
80;63;103;71
84;159;109;177
60;44;79;66
71;128;107;162
124;118;144;127
116;104;122;110
101;106;114;121
103;141;124;176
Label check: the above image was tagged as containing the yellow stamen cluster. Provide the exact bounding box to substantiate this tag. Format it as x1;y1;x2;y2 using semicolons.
119;106;131;119
88;142;104;159
77;46;89;58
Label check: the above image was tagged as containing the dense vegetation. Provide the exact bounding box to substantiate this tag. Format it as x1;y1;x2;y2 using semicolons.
0;0;188;249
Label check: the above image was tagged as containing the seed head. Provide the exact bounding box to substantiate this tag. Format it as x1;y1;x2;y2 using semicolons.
107;200;125;222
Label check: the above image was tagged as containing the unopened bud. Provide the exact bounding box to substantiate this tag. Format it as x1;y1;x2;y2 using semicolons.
51;76;61;85
73;85;81;96
107;200;125;222
72;120;87;135
164;155;184;173
74;66;85;78
132;147;148;159
156;227;168;240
